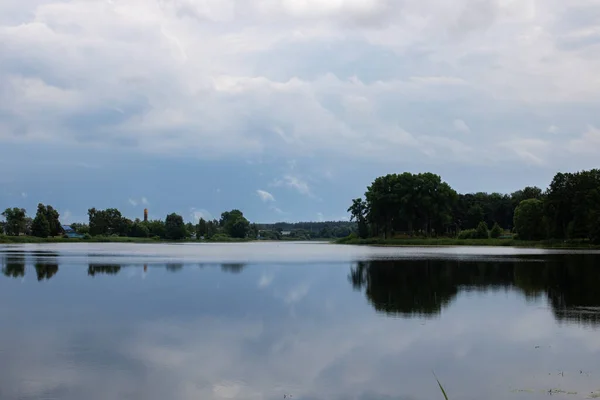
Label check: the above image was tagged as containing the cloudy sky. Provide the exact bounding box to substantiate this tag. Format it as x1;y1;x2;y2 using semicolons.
1;0;600;223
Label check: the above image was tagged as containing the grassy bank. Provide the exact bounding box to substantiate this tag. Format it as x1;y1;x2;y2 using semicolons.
335;236;600;249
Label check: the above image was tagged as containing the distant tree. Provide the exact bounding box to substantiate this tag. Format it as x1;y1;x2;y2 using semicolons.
146;220;166;238
88;208;128;236
31;204;51;238
490;222;503;239
248;223;259;239
220;210;250;238
43;205;62;236
466;205;485;230
206;220;218;238
2;208;27;236
475;221;489;239
129;219;150;238
514;199;546;240
70;223;90;234
185;222;195;238
511;186;543;209
196;218;207;238
165;213;186;240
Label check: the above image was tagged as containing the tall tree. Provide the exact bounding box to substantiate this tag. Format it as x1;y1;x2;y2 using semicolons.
1;208;27;236
348;198;369;238
31;204;51;238
165;213;186;240
88;208;128;236
514;199;546;240
196;218;207;238
220;210;250;238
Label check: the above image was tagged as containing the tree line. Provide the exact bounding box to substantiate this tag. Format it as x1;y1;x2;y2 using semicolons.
0;205;256;240
1;204;356;241
347;170;600;243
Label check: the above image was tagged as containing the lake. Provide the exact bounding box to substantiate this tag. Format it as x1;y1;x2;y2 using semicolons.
1;243;600;400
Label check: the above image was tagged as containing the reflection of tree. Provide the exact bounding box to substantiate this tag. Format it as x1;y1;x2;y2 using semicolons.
32;252;60;281
2;254;26;278
35;263;59;281
220;263;246;274
88;265;121;276
350;255;600;326
166;264;184;273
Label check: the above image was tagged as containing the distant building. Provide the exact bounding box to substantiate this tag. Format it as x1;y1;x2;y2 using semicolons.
281;231;292;236
62;225;84;239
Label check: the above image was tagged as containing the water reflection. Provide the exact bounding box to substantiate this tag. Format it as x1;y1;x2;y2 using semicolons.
2;254;25;278
34;262;59;281
88;265;122;276
220;263;246;274
350;255;600;325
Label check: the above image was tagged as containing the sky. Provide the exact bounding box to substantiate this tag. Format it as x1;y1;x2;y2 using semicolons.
1;0;600;224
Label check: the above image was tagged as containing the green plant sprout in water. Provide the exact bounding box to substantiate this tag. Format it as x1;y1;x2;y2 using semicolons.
433;372;449;400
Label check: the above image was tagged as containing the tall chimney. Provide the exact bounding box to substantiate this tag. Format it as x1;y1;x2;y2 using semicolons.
144;208;148;222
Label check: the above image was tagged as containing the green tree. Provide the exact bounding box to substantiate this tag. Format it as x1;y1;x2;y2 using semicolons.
129;219;150;238
514;199;546;240
44;205;62;236
165;213;186;240
70;223;90;234
220;210;250;238
146;220;166;238
490;222;503;239
475;221;489;239
196;218;207;238
31;204;51;238
2;208;27;236
88;208;128;236
466;204;485;230
348;198;369;238
206;220;218;238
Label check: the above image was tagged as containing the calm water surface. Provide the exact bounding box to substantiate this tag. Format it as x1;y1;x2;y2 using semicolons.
1;243;600;400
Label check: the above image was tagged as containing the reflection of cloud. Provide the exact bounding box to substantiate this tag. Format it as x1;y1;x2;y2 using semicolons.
258;273;273;288
284;283;310;304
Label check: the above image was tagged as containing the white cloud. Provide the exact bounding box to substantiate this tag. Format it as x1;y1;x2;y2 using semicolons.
548;125;559;134
453;119;471;134
272;175;312;196
499;139;551;166
190;208;213;223
128;198;138;206
256;189;275;202
569;125;600;155
21;192;27;198
141;197;149;206
270;206;285;214
1;0;600;172
316;212;324;222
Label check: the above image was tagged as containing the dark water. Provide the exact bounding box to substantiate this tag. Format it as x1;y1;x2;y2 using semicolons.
1;243;600;400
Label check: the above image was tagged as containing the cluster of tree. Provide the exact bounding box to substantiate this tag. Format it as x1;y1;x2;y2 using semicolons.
348;170;600;243
256;221;357;240
1;204;256;240
350;255;600;326
1;205;63;238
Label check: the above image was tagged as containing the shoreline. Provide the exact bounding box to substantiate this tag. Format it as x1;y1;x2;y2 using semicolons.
334;237;600;250
0;236;332;245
